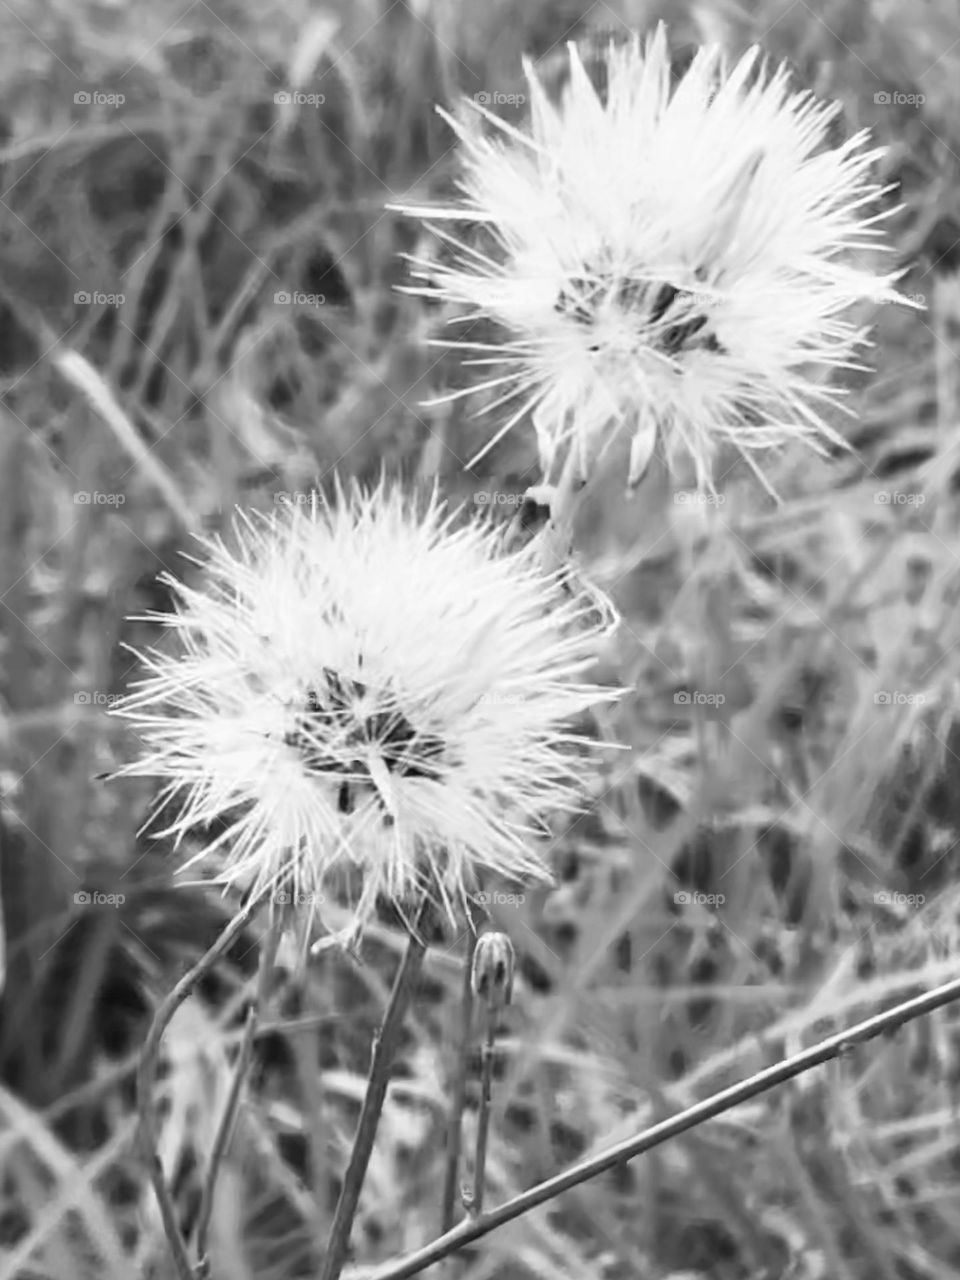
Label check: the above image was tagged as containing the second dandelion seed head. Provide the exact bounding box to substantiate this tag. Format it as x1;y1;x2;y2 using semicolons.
400;23;910;497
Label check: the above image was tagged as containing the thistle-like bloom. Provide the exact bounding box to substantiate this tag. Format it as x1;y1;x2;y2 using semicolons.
112;482;617;928
399;25;908;495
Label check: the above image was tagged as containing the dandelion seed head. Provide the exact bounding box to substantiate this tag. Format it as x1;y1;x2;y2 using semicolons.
112;481;618;932
399;25;908;495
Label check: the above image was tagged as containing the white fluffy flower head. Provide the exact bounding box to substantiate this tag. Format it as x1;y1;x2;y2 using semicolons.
113;482;617;928
400;25;909;495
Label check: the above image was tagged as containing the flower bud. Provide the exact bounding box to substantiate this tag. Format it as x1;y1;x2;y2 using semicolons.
471;931;515;1012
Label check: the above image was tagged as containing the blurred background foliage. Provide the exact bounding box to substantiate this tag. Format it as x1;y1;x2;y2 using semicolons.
1;0;960;1276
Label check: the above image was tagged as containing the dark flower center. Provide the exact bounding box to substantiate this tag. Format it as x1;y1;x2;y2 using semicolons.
555;273;724;357
285;668;445;813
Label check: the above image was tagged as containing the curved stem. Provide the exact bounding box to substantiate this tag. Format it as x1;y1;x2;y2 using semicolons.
358;970;960;1280
137;891;270;1280
194;911;283;1276
319;899;432;1280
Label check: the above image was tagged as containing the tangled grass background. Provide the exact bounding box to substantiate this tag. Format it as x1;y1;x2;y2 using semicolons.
1;0;960;1276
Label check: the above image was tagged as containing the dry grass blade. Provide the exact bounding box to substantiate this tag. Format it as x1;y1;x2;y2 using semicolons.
51;350;196;531
0;1085;132;1280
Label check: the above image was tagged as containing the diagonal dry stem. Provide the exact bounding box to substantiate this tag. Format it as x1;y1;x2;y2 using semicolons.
357;969;960;1280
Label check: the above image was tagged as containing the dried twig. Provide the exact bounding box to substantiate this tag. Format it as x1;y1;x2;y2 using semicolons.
358;971;960;1280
